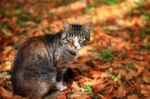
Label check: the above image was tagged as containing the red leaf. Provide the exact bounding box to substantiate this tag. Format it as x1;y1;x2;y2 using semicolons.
57;94;67;99
93;84;105;93
88;70;102;78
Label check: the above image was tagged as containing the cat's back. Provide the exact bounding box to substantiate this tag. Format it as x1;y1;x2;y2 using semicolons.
13;35;51;69
13;33;62;69
16;36;46;57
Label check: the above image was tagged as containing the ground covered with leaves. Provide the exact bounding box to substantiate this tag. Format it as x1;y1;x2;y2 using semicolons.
0;0;150;99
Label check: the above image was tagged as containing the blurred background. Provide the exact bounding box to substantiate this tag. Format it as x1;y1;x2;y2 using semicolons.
0;0;150;98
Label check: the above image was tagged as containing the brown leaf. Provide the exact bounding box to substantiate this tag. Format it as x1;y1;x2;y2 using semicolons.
141;85;150;96
69;92;91;99
113;85;127;98
96;65;110;70
12;95;22;99
142;71;150;84
0;54;5;63
116;85;127;97
71;81;81;91
88;70;102;78
75;76;86;84
3;61;12;71
40;18;49;27
127;95;138;99
57;94;67;99
0;86;13;98
60;87;72;95
119;69;136;80
0;78;8;84
133;83;141;90
103;85;113;94
84;78;104;86
98;94;108;99
93;83;105;93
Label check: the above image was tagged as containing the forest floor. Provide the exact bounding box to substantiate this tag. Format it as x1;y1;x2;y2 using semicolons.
0;0;150;99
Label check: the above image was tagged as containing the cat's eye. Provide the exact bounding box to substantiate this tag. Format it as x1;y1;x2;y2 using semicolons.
79;38;86;43
70;34;74;37
79;34;82;37
83;38;87;42
66;38;70;41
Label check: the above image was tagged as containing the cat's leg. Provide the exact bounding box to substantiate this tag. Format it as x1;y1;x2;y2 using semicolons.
63;68;75;83
56;80;67;91
56;69;67;91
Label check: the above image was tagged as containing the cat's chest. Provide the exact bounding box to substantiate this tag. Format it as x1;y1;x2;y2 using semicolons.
54;47;75;68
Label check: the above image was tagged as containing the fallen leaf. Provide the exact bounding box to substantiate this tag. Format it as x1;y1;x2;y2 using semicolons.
3;61;12;71
3;46;14;55
93;83;105;93
71;81;81;91
127;95;138;99
88;70;102;78
84;79;104;86
119;69;136;80
57;94;67;99
142;71;150;84
70;92;91;99
0;86;13;98
96;64;110;70
115;85;127;97
75;77;86;84
60;87;72;95
141;85;150;96
0;78;8;84
133;83;141;90
103;85;114;94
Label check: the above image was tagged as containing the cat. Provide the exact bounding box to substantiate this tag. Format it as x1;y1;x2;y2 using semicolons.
11;22;91;98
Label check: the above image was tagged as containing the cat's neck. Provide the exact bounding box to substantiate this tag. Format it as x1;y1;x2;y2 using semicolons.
65;48;76;56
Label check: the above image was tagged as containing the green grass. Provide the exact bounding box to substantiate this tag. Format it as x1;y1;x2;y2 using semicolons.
145;45;150;51
48;11;55;18
100;49;113;61
0;6;10;17
126;63;137;71
105;0;119;5
106;69;113;74
106;70;121;83
143;14;150;21
84;85;98;99
84;3;95;13
130;6;135;13
91;29;97;33
140;28;150;35
111;75;121;82
84;85;93;96
0;21;11;30
143;45;150;51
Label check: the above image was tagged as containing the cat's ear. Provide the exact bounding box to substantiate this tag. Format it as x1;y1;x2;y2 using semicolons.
63;22;71;31
82;23;91;32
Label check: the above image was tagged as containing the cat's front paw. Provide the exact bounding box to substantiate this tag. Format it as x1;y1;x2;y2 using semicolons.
56;81;67;91
59;85;67;91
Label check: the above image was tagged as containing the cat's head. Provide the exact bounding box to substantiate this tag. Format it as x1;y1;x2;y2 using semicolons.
61;22;91;53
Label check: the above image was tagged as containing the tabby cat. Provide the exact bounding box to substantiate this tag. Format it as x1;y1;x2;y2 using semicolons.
11;22;91;98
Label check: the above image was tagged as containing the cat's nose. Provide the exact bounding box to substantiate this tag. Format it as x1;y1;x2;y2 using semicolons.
74;37;81;49
74;45;80;49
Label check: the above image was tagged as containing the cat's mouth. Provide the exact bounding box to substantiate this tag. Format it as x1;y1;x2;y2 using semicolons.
66;46;81;55
66;48;77;55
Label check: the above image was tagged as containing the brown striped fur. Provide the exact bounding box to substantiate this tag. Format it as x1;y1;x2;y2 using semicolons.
11;22;91;98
